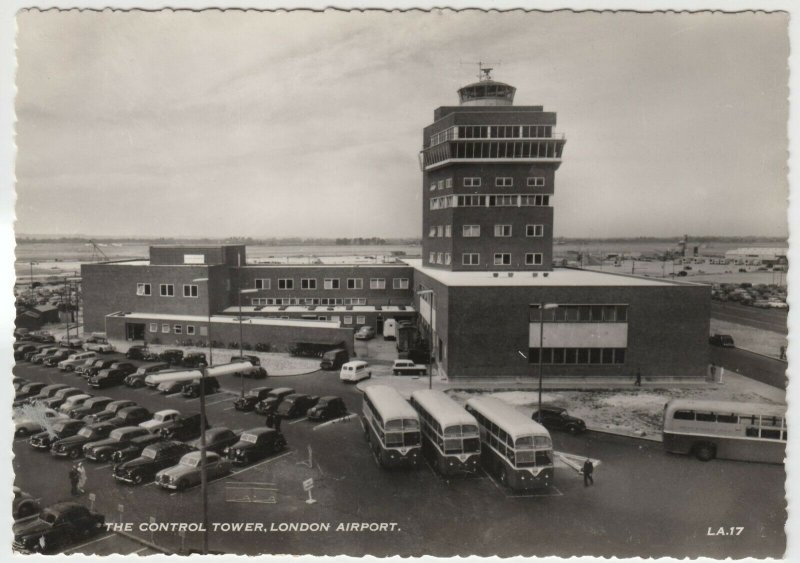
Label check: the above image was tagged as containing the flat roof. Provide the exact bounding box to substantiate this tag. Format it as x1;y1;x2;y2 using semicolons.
222;305;415;315
404;259;685;288
107;311;341;329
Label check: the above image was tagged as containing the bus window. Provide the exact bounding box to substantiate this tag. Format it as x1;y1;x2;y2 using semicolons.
535;451;552;465
673;410;694;420
385;419;402;431
403;431;420;447
717;414;737;423
534;435;552;448
515;450;535;467
761;429;781;440
444;438;462;454
746;427;759;437
515;436;533;448
464;437;480;453
695;412;715;422
385;432;403;447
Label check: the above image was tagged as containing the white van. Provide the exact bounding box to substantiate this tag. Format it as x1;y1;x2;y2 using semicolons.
383;319;397;340
339;360;371;383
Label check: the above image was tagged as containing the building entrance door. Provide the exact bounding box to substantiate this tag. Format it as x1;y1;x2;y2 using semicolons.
126;323;145;341
376;314;384;334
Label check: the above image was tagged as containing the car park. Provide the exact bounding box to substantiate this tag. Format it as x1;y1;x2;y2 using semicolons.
14;408;66;438
12;487;41;521
234;387;274;411
29;419;86;451
124;363;171;388
159;349;185;366
254;387;296;416
50;421;117;459
13;502;105;553
158;413;207;441
58;351;97;372
307;396;347;421
58;394;92;415
320;348;349;370
83;426;152;462
67;396;114;420
189;427;240;454
82;400;138;424
709;334;735;347
355;326;376;340
531;406;587;434
391;359;427;375
113;440;196;485
181;377;220;398
41;388;83;410
339;360;371;383
43;349;72;367
140;409;182;433
155;451;231;491
181;352;208;368
275;393;319;419
225;428;287;465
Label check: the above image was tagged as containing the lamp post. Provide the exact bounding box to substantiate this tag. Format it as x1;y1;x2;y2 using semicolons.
238;288;258;397
191;276;211;554
29;261;38;297
534;303;558;424
416;289;435;390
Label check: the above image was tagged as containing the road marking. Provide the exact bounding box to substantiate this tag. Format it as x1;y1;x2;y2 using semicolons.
92;463;111;471
61;532;115;554
167;451;295;496
288;417;308;425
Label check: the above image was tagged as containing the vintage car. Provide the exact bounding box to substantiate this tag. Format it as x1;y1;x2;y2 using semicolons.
83;426;152;462
40;388;83;410
158;413;207;441
58;394;93;415
181;352;208;368
391;359;428;376
13;502;105;553
50;422;117;459
254;388;295;416
155;451;231;491
14;408;66;438
124;363;170;388
139;409;182;433
29;419;85;450
88;368;129;389
14;382;48;403
22;344;55;362
83;336;114;353
181;377;220;398
82;400;138;424
67;396;114;420
13;487;41;521
233;387;274;412
111;432;165;463
275;394;319;419
225;428;287;466
125;345;153;360
157;380;186;394
355;326;376;340
13;377;28;391
307;396;348;422
159;349;185;366
81;359;116;379
58;351;98;372
188;427;240;455
43;349;72;367
107;406;153;427
531;406;587;435
113;440;196;485
30;347;62;364
22;384;71;407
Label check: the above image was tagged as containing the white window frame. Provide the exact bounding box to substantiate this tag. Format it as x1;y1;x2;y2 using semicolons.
428;226;436;237
429;252;436;263
183;284;199;298
343;316;353;325
445;253;452;265
356;315;366;325
159;284;174;297
255;279;270;290
370;278;386;290
494;224;512;237
526;224;545;237
445;225;452;238
445;177;453;189
526;253;544;265
393;278;409;289
437;226;444;237
186;325;195;335
463;177;482;187
527;176;545;187
437;252;443;264
136;283;151;296
161;323;170;334
324;278;340;290
278;278;294;290
430;183;437;191
494;253;512;265
174;324;182;334
462;253;480;265
300;278;317;290
347;278;363;290
437;180;445;190
495;177;514;187
463;225;481;238
149;323;158;333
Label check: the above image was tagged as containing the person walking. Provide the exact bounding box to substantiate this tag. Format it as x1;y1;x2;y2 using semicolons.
76;461;87;494
265;412;275;429
582;458;594;487
68;464;80;496
634;370;642;387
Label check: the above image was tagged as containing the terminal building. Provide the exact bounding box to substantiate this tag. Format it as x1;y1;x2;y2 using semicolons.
81;71;710;381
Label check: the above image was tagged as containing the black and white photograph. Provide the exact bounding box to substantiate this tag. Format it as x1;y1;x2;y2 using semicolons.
3;4;794;560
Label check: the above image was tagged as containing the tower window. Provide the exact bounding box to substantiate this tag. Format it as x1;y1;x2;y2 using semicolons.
445;178;453;189
445;225;452;238
278;278;294;290
462;253;480;265
526;224;544;237
437;226;444;237
494;253;512;266
437;180;445;190
463;177;482;188
445;253;452;265
495;177;514;187
527;177;545;187
494;225;512;237
463;225;481;237
525;253;544;265
429;227;436;237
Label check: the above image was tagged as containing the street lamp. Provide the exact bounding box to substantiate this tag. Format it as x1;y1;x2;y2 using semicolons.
191;276;211;554
416;289;435;390
238;288;259;397
533;303;559;424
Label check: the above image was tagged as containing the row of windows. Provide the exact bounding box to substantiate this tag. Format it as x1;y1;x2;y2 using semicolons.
428;224;545;238
253;277;409;291
430;125;555;146
671;410;786;441
250;297;369;306
423;140;564;167
429;178;454;191
441;176;545;189
466;407;553;468
527;347;627;365
137;283;198;298
149;322;207;336
428;225;453;238
529;304;629;323
431;252;544;266
430;194;551;210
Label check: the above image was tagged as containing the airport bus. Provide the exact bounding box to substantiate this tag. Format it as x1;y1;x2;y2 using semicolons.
465;396;554;490
662;399;786;464
362;385;422;468
409;389;481;475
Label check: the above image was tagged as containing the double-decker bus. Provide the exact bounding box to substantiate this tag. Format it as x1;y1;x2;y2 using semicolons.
662;399;786;463
465;396;554;490
409;389;481;475
362;385;421;468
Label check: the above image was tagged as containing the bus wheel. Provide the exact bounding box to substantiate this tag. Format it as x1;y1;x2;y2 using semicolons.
693;443;716;462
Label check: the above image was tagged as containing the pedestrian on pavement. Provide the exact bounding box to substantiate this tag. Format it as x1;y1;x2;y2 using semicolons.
274;415;282;433
265;412;275;428
583;458;594;487
68;464;80;496
634;371;642;387
780;346;786;360
76;461;87;494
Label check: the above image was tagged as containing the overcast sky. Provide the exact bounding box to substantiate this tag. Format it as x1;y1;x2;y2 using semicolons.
13;10;789;239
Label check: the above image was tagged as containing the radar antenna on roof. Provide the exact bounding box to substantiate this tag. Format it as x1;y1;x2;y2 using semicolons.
459;60;502;81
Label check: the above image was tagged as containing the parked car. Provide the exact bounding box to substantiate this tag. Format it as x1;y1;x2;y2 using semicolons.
140;409;182;433
275;394;319;419
43;349;72;367
88;368;130;389
107;406;153;427
22;344;55;361
225;428;287;465
254;387;296;416
124;363;171;388
82;400;138;424
29;419;85;451
339;360;371;383
158;380;187;394
113;440;196;485
67;396;114;420
709;334;735;348
29;332;56;344
41;388;83;410
159;349;185;366
111;432;165;463
355;326;376;340
14;344;38;360
14;382;48;403
125;345;151;360
13;377;28;391
83;336;114;353
233;387;273;412
31;347;61;364
58;351;97;372
58;337;84;349
82;359;116;379
12;502;105;553
155;451;231;491
50;421;117;459
531;406;587;435
182;352;208;368
25;384;71;406
181;377;220;398
158;413;207;441
15;408;66;438
12;487;41;521
188;427;240;454
83;426;152;462
58;394;93;415
320;348;349;370
230;362;268;379
392;359;427;375
307;396;347;422
231;354;261;367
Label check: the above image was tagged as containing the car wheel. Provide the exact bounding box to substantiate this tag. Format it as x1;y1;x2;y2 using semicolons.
132;473;143;485
15;428;29;438
694;443;716;462
69;449;80;460
98;451;109;462
66;366;74;372
567;425;580;435
16;501;37;519
176;479;188;491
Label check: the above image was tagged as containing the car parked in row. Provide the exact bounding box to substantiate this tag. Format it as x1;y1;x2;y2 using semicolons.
43;349;72;367
83;335;114;353
82;400;138;424
12;487;41;521
108;406;152;427
58;394;93;415
15;408;65;438
233;387;273;412
188;427;240;455
391;359;427;376
307;396;347;422
50;421;117;459
13;502;105;554
181;377;220;398
275;394;319;419
14;382;48;404
125;345;153;361
124;363;170;388
140;410;181;433
111;432;165;463
40;388;84;410
29;419;85;451
25;384;71;407
67;396;114;420
88;364;136;389
158;380;186;395
113;440;196;485
181;352;208;368
31;347;61;364
83;426;152;462
81;359;116;379
531;406;587;435
225;428;286;465
158;413;206;441
254;388;295;416
58;351;97;372
155;451;231;491
159;349;184;366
